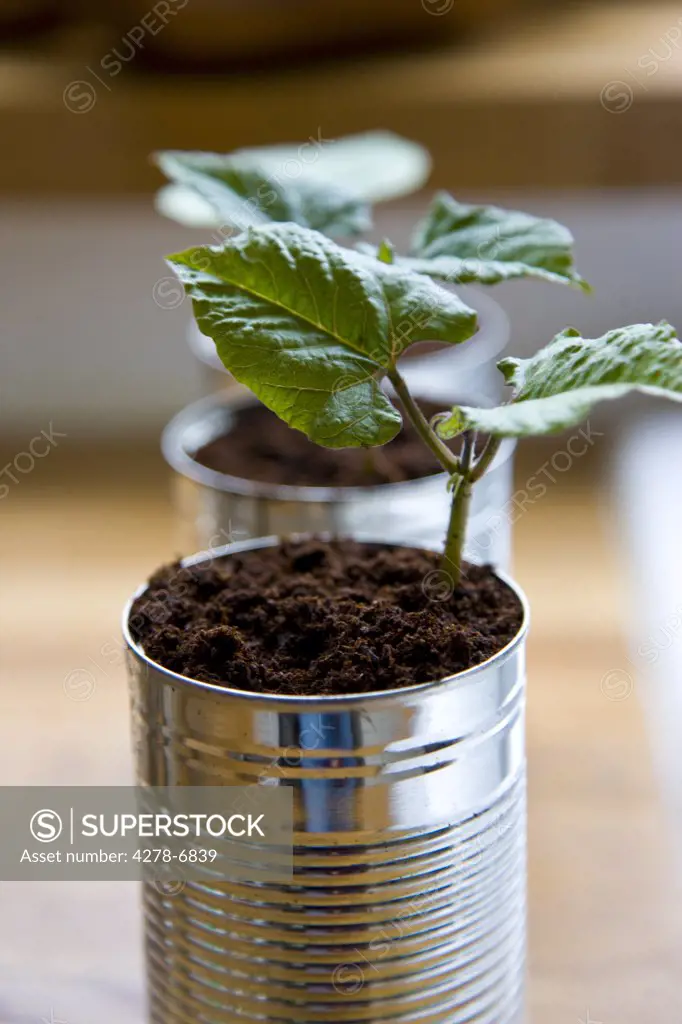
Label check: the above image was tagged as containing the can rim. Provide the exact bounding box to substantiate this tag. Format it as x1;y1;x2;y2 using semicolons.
122;535;530;709
161;392;516;504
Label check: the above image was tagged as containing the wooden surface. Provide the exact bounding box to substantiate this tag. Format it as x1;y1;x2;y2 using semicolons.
1;444;682;1022
3;4;682;193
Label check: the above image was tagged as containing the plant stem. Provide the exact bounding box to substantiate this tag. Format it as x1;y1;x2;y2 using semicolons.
443;477;472;587
387;368;460;475
386;369;498;585
470;433;502;482
387;368;483;583
442;432;474;587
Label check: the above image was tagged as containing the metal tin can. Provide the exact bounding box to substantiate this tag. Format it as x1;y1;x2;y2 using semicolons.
124;536;528;1024
162;392;516;568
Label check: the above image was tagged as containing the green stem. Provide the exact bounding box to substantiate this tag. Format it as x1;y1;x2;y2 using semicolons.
387;368;482;582
442;432;474;587
387;368;460;475
470;433;502;482
443;477;473;587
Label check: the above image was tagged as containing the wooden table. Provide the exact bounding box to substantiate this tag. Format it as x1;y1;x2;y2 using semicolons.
1;443;681;1022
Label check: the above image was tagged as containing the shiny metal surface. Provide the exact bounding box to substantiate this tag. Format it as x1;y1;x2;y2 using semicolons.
162;392;515;568
124;537;528;1024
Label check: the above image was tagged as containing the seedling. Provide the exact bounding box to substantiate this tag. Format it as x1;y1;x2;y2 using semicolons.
167;223;682;586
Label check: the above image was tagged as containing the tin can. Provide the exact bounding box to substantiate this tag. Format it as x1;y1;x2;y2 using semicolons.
162;392;516;568
124;536;528;1024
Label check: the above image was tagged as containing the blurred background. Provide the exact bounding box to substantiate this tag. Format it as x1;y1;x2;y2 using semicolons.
2;1;682;1022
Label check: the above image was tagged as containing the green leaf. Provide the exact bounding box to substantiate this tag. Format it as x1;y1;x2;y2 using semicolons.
237;131;432;204
377;239;395;264
404;192;590;289
154;132;431;229
167;223;478;448
437;322;682;439
154;150;371;237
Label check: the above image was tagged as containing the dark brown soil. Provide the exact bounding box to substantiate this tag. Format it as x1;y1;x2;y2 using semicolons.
193;400;452;488
129;539;523;696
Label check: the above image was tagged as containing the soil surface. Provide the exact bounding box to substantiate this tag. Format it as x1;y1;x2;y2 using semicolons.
129;539;523;696
193;400;452;488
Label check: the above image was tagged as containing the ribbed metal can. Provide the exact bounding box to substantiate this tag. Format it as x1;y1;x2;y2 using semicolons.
162;393;516;569
124;537;529;1024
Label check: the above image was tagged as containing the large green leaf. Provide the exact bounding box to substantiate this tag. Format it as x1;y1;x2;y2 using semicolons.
167;223;478;448
438;323;682;439
154;150;371;237
403;192;589;289
154;132;431;229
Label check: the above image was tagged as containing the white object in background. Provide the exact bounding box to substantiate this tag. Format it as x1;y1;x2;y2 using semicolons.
155;131;432;227
615;409;682;866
